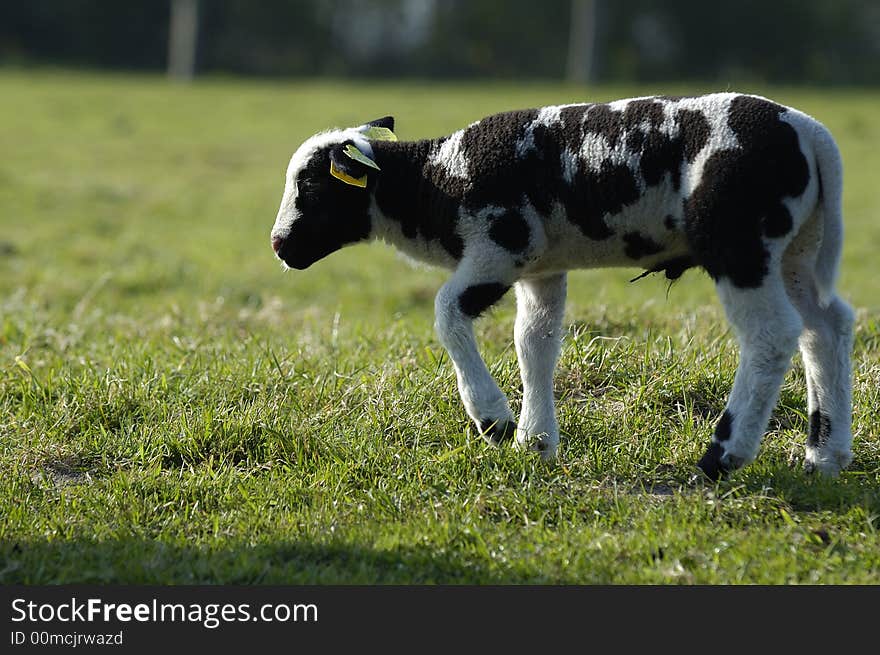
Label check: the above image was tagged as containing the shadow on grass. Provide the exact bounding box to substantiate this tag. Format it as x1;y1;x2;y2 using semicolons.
718;461;880;514
0;538;531;585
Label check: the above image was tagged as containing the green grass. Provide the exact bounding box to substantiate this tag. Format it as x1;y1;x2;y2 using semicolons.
2;71;879;584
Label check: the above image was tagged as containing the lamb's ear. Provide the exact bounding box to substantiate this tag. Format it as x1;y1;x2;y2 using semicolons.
365;116;394;132
328;142;379;188
359;116;397;142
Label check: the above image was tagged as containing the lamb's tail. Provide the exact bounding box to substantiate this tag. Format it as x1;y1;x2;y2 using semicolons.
812;122;845;308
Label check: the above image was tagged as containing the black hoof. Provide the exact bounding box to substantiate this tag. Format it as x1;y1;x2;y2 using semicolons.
696;442;729;482
696;442;744;482
478;418;517;445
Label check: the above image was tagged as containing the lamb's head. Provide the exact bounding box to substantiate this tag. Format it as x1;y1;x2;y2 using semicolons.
270;117;395;270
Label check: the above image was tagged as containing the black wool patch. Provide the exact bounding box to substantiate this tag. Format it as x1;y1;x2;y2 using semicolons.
577;100;708;220
458;109;541;212
626;129;646;151
638;107;709;192
458;283;510;318
808;410;832;448
623;232;664;259
568;160;639;239
627;100;669;128
489;210;531;253
583;99;664;149
676;109;710;162
764;203;795;238
371;139;465;260
525;104;623;240
583;104;626;147
639;130;684;190
455;105;624;242
682;96;810;288
521;107;587;215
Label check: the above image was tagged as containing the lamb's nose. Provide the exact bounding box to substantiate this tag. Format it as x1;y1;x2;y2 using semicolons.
271;235;285;254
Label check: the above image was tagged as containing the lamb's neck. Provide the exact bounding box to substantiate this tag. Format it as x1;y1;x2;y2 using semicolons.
366;138;463;268
368;137;436;234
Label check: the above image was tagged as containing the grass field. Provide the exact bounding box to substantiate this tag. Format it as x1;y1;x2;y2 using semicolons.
1;71;879;584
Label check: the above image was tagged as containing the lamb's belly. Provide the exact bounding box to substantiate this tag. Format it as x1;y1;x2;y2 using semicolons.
394;238;460;271
523;201;691;276
524;239;690;277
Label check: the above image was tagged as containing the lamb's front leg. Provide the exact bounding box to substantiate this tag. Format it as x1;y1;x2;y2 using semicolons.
435;277;515;445
514;274;567;460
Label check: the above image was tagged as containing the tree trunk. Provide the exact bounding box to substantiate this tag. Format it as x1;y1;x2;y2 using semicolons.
168;0;199;81
566;0;599;84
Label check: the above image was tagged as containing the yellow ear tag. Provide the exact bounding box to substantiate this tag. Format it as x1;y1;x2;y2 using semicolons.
362;126;398;142
343;144;381;170
330;161;367;188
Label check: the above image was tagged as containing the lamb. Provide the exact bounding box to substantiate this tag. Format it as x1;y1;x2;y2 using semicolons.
269;93;854;480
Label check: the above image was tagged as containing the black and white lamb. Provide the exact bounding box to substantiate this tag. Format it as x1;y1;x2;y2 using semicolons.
270;93;853;480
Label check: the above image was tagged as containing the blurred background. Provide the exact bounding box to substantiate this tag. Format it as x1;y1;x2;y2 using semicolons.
2;0;880;85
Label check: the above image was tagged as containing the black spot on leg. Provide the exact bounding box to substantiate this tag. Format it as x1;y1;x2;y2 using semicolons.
623;232;664;259
715;409;733;441
459;283;510;318
488;210;531;253
808;410;831;448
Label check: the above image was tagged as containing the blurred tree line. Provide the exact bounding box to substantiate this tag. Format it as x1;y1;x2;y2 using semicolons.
1;0;879;85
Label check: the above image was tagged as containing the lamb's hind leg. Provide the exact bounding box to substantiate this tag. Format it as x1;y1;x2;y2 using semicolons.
513;273;567;460
783;257;854;475
697;276;803;480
